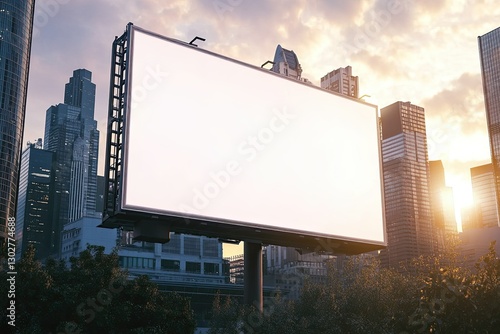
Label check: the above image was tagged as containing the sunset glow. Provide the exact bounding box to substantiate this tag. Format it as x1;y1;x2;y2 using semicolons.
22;1;500;258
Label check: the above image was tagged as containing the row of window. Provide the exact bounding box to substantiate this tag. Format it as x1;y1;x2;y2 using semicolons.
119;256;221;275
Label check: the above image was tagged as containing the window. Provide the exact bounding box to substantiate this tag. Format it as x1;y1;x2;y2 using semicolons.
203;238;219;257
184;236;200;256
161;259;180;271
162;233;181;254
186;261;201;274
204;262;220;275
119;256;155;269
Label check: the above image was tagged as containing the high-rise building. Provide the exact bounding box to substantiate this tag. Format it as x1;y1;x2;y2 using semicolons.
479;27;500;217
65;70;99;221
470;163;499;229
15;140;55;260
429;160;457;247
270;44;311;84
380;101;436;267
43;69;100;256
271;44;302;79
0;0;35;249
96;175;105;216
320;66;359;98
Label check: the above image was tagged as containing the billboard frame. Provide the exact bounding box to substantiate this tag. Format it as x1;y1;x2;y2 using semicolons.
101;23;386;255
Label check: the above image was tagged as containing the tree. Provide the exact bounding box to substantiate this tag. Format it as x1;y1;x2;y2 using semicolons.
0;245;196;333
208;246;500;334
1;244;54;334
208;294;242;334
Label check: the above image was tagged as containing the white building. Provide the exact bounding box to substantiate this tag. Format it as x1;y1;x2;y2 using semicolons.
60;216;118;262
320;66;359;98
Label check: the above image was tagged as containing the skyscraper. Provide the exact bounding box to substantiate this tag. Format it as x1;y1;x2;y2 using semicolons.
479;27;500;217
0;0;35;249
15;140;56;260
470;163;499;229
429;160;457;247
44;69;100;256
320;66;359;98
380;101;436;268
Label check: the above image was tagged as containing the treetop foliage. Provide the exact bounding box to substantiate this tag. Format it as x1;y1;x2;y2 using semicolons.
0;245;196;334
210;242;500;334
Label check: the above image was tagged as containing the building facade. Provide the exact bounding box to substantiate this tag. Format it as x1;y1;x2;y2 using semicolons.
15;141;55;260
43;69;100;256
0;0;35;248
270;44;311;84
271;44;302;79
380;101;436;267
60;216;117;262
320;66;359;98
459;226;500;268
429;160;457;245
479;27;500;218
470;163;499;229
226;254;245;284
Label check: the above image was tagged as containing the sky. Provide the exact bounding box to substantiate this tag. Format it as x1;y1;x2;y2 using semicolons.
23;0;500;255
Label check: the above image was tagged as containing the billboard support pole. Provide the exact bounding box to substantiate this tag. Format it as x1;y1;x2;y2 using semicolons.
244;241;263;312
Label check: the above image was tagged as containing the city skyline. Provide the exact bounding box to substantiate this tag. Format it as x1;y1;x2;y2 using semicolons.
24;1;499;237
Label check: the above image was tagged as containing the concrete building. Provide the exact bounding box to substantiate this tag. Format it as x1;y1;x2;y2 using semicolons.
262;245;332;301
226;254;244;284
60;216;118;262
320;66;359;98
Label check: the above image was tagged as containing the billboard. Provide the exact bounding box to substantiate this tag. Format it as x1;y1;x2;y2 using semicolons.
104;25;386;253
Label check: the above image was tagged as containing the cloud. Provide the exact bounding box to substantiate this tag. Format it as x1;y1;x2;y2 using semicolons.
351;49;408;79
22;0;499;186
306;0;367;25
424;72;486;136
424;72;490;180
338;0;417;56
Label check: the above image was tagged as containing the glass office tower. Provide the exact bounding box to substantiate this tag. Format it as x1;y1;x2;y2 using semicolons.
380;101;436;268
479;27;500;218
0;0;36;248
44;69;100;256
470;163;499;229
16;142;55;260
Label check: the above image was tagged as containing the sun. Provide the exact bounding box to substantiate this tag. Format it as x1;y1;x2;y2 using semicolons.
451;180;474;232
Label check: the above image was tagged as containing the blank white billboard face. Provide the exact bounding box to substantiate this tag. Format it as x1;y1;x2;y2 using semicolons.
123;27;385;246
